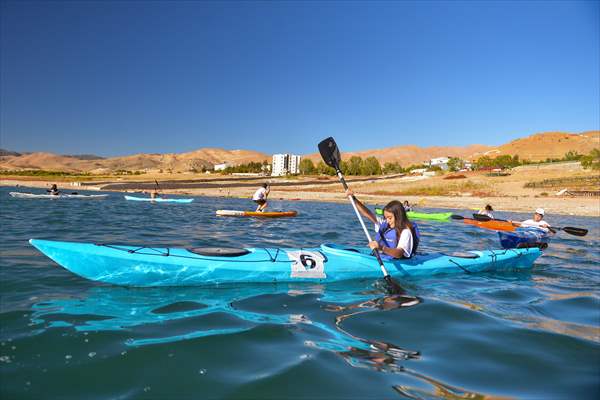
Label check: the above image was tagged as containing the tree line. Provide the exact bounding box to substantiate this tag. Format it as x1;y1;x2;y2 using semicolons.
216;148;600;176
472;149;600;171
219;161;270;174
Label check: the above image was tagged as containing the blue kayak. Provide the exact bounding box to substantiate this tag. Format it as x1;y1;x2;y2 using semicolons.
124;195;194;203
498;227;553;249
30;239;542;287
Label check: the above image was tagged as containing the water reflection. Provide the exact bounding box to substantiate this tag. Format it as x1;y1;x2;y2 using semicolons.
30;283;420;348
393;367;510;399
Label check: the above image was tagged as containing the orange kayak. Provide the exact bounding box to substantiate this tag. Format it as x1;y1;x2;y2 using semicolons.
216;210;298;218
463;218;515;232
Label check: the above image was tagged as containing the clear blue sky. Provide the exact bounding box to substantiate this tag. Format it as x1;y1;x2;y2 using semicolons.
1;0;598;156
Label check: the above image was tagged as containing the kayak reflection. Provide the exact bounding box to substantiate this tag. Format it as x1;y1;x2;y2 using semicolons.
30;283;419;355
28;282;507;396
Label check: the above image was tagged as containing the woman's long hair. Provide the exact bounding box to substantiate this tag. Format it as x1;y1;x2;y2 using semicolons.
383;200;412;239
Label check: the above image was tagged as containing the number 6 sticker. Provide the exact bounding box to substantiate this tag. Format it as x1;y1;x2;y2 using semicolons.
287;251;327;279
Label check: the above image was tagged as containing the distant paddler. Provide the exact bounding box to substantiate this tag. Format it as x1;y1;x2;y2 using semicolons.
477;204;495;219
252;183;270;212
149;189;163;200
47;184;60;196
510;208;551;232
149;180;166;200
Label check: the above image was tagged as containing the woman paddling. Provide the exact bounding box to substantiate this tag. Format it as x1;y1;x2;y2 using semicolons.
345;189;419;259
149;189;163;200
47;184;60;196
477;204;494;219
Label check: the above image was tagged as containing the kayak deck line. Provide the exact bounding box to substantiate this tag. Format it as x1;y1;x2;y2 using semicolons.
94;242;293;263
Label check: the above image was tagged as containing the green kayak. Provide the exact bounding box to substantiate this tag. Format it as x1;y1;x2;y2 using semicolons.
375;208;452;221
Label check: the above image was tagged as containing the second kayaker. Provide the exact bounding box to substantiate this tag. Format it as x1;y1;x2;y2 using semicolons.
252;183;270;212
346;189;419;259
47;184;60;196
150;189;163;199
511;208;551;232
403;200;412;212
477;204;494;219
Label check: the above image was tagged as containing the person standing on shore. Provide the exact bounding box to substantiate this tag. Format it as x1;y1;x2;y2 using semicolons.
252;183;270;212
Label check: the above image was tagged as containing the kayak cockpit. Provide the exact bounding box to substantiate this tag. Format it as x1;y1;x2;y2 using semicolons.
187;247;251;257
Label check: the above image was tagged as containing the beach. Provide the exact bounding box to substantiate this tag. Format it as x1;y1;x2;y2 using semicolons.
3;162;599;217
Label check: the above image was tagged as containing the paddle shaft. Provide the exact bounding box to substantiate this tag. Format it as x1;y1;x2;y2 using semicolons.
336;171;392;278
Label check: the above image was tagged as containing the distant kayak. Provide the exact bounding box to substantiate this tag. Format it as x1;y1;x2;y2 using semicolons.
498;227;553;249
9;192;108;200
216;210;298;218
29;239;542;286
124;195;194;203
407;211;452;221
375;208;452;221
463;218;515;232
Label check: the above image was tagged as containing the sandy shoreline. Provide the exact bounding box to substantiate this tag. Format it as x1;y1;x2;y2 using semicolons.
2;178;599;217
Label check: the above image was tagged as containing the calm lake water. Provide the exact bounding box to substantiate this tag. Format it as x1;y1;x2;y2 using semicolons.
1;186;599;399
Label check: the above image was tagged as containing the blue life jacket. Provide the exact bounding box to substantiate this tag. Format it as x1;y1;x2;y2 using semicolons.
375;221;420;259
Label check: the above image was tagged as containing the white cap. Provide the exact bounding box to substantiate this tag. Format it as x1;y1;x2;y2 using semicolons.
535;208;545;216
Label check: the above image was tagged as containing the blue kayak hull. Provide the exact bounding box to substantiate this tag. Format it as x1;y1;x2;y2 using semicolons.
29;239;542;287
498;228;552;249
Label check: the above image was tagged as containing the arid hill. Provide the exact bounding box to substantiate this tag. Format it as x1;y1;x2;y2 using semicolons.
304;144;493;166
486;131;599;160
0;148;270;173
304;130;599;165
1;130;597;173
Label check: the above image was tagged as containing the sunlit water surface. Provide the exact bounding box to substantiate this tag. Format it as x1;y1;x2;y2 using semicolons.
1;187;599;399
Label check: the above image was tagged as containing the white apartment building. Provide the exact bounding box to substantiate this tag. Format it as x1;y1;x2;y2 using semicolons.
214;162;232;171
288;155;301;175
429;157;450;170
272;153;301;176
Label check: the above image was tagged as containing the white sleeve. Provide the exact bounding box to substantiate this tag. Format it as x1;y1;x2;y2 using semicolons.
396;228;413;258
521;219;550;230
374;216;384;233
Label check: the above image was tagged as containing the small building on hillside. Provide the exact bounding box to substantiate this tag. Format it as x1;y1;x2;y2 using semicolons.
429;157;450;170
214;162;232;171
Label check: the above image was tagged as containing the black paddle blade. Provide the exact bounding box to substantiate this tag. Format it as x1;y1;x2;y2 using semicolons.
562;227;588;236
450;214;465;220
383;275;405;295
318;137;341;170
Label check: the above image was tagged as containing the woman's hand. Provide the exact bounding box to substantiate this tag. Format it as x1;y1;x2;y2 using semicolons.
345;188;354;198
368;241;380;250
